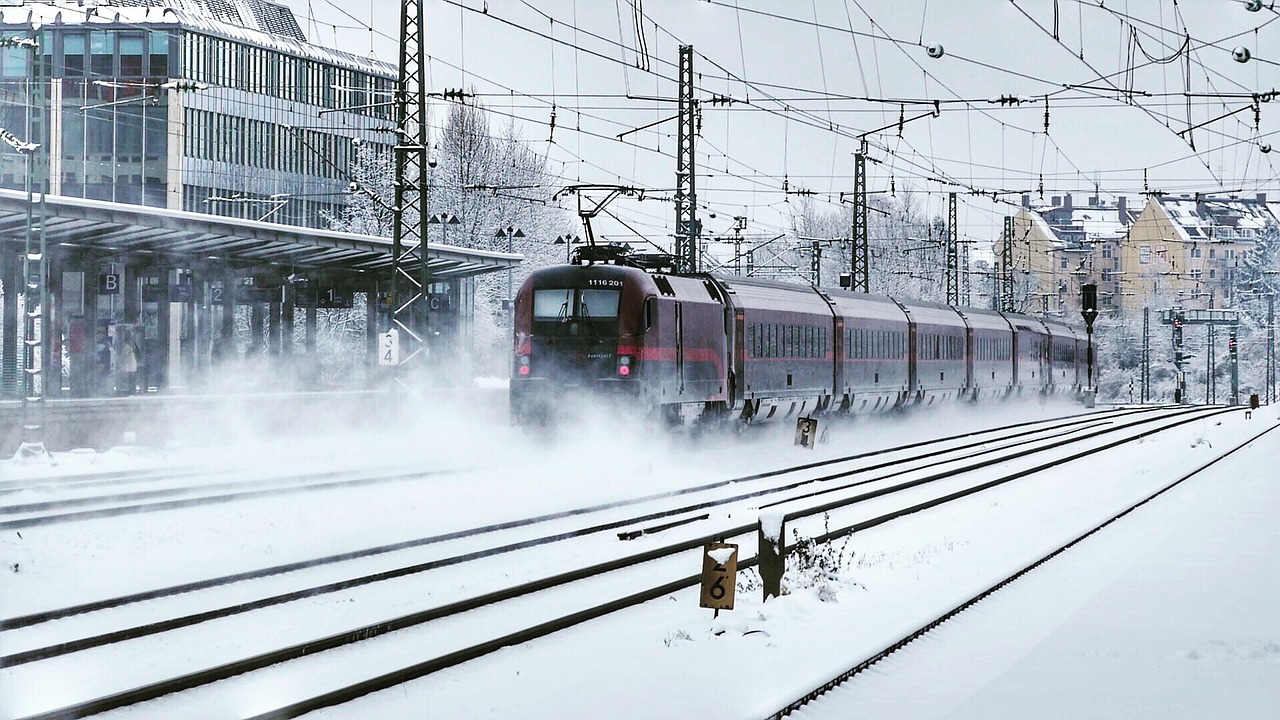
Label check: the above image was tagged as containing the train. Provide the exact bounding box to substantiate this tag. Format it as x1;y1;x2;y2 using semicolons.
510;245;1086;426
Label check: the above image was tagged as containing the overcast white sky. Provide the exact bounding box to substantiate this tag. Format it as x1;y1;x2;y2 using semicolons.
279;0;1280;249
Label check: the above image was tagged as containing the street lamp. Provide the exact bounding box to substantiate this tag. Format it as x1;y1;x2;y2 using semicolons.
554;234;583;263
426;211;460;291
494;226;525;302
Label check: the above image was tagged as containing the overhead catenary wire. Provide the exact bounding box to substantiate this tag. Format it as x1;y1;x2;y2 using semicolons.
285;1;1279;244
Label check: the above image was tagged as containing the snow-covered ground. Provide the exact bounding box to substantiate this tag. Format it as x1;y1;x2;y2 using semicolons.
796;415;1280;719
1;393;1276;719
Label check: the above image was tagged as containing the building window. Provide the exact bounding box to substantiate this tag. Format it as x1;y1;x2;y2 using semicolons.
63;33;85;77
149;32;170;77
1;45;26;78
1139;245;1152;264
1191;246;1201;258
90;31;114;76
119;35;145;77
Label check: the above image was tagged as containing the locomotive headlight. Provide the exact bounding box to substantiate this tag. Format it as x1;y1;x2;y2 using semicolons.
617;355;633;377
517;354;531;376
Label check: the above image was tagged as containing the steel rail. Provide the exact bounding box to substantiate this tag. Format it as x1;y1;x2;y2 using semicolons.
4;408;1133;632
8;406;1222;720
234;405;1238;720
764;413;1278;718
0;466;466;531
2;411;1118;665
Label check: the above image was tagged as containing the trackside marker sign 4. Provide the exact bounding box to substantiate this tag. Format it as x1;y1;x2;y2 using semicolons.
700;542;738;611
378;329;400;366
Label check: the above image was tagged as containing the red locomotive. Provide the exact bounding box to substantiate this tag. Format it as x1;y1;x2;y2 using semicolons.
511;245;1084;426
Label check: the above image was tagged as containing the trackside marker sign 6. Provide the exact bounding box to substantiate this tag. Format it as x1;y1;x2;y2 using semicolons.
699;542;738;611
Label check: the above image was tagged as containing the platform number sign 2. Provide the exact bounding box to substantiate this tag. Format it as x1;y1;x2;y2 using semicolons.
699;542;738;612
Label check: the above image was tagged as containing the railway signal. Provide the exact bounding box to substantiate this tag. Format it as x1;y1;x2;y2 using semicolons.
1081;284;1098;405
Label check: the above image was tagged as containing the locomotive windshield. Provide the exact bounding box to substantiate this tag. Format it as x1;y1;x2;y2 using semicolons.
533;289;621;321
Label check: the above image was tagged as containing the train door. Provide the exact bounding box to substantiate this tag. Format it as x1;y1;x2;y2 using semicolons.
964;325;974;393
906;321;919;396
1011;331;1020;387
832;316;844;399
731;309;745;409
675;302;685;393
1040;334;1051;387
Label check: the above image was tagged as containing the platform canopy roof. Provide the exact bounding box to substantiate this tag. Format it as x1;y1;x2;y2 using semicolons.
0;190;521;279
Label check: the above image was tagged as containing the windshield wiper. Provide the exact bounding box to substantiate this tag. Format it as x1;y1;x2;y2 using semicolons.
578;299;601;340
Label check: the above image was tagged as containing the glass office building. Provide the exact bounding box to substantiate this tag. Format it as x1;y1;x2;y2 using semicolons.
0;0;394;228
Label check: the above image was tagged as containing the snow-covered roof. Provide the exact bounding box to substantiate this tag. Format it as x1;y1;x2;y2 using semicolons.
1025;204;1129;248
1156;195;1277;242
0;1;394;76
1063;207;1129;241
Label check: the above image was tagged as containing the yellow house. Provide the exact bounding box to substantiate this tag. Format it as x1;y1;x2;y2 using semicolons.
1000;193;1131;316
1119;194;1270;313
998;193;1274;316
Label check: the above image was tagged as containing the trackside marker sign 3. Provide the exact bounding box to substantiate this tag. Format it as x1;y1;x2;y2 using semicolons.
699;542;738;611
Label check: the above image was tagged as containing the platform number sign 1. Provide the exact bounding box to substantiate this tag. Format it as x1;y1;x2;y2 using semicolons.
699;542;738;612
378;328;400;366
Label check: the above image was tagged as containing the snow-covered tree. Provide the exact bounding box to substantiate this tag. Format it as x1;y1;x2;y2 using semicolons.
325;96;573;378
431;99;570;376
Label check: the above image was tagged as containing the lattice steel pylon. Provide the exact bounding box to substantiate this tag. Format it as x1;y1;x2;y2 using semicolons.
389;0;430;371
1142;307;1151;403
945;192;958;305
1268;295;1276;404
17;30;46;458
850;149;869;293
999;216;1014;312
674;45;699;274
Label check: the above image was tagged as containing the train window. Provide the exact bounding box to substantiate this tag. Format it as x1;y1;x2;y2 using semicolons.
533;289;573;320
533;288;620;322
644;298;655;331
580;290;620;318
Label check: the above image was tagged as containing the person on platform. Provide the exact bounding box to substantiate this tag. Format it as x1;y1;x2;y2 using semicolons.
119;329;140;395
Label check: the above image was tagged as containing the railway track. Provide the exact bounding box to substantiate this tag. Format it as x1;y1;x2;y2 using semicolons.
0;405;1232;719
764;412;1280;718
0;463;469;531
